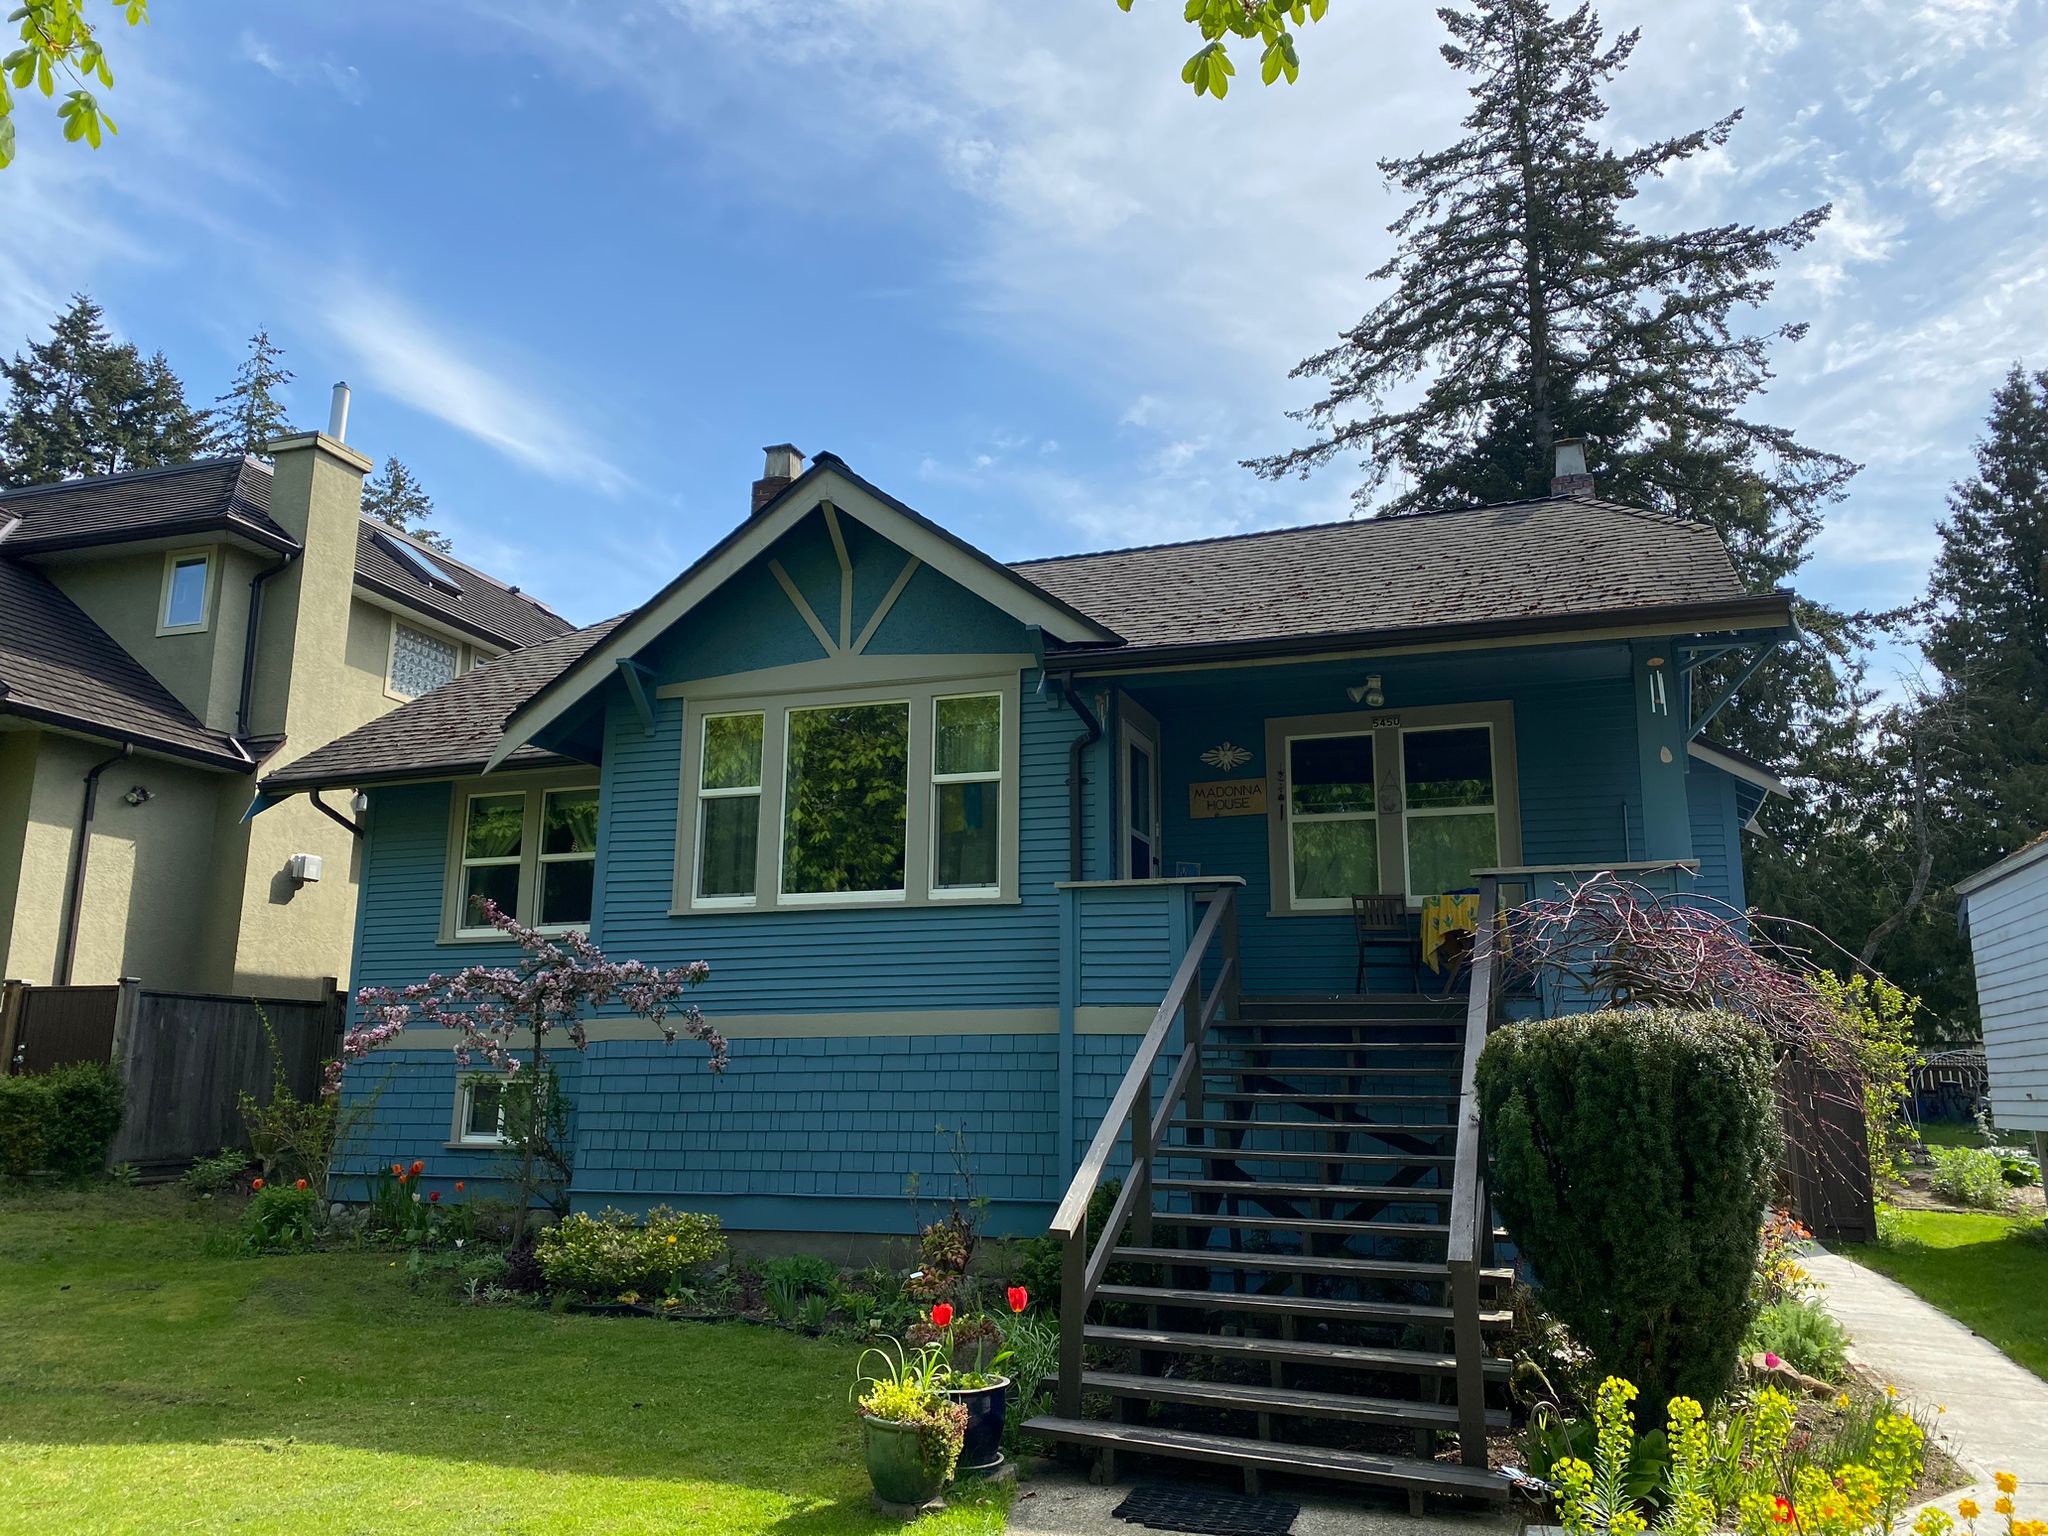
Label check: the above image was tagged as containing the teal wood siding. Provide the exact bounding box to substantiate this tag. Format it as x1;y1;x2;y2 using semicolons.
1686;762;1746;911
333;1047;587;1199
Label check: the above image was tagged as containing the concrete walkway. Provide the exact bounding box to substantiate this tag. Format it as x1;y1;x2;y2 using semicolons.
1006;1464;1518;1536
1808;1247;2048;1498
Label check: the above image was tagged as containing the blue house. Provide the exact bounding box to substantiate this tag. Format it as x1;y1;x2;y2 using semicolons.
262;439;1793;1501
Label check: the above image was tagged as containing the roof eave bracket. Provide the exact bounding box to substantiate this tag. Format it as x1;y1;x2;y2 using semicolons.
616;658;658;737
1689;637;1782;740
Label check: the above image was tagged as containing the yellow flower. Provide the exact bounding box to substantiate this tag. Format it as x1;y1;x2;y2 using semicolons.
1835;1393;1852;1410
1995;1498;2014;1517
1887;1383;1899;1398
1996;1473;2019;1495
666;1234;677;1245
1959;1499;1980;1520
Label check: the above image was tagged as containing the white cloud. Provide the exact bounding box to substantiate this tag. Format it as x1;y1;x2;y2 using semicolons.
316;281;635;495
239;30;366;104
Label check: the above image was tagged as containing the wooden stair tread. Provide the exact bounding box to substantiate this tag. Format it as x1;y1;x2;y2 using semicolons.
1085;1324;1510;1377
1022;1416;1510;1498
1112;1245;1513;1284
1205;1066;1458;1079
1157;1177;1453;1202
1210;1039;1462;1052
1168;1117;1454;1136
1162;1147;1454;1166
1213;1091;1456;1104
1146;1212;1447;1237
1096;1283;1511;1327
1079;1369;1511;1431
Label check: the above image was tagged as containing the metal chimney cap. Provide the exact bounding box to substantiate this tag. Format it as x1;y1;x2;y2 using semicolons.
1553;437;1588;479
327;382;352;443
761;444;805;480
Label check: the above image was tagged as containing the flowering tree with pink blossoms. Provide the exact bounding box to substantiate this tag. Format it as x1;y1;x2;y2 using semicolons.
336;900;725;1238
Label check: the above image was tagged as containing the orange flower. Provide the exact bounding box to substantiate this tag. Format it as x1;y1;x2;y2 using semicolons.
409;1160;425;1176
454;1181;465;1193
930;1303;954;1328
250;1177;264;1191
390;1162;403;1177
1772;1498;1795;1526
294;1178;307;1190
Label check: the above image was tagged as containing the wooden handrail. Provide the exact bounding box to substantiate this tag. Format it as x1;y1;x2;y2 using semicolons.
1445;873;1501;1468
1054;884;1240;1418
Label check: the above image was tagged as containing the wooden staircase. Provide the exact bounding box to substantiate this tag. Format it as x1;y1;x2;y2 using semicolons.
1026;890;1516;1510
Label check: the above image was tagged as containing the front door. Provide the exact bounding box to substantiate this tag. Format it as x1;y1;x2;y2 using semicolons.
1119;702;1163;879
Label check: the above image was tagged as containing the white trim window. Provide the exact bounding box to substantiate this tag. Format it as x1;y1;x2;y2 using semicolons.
449;781;600;938
1400;723;1500;900
455;1076;508;1146
389;619;461;700
694;712;764;904
674;673;1020;912
931;692;1002;897
158;549;211;634
1284;731;1380;909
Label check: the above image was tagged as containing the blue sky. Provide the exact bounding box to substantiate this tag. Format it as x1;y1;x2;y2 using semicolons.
3;0;2042;684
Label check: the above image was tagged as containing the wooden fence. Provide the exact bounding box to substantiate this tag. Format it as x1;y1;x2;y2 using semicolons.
1777;1049;1879;1244
1;977;346;1174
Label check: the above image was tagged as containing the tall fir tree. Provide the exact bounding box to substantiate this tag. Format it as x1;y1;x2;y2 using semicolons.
0;295;206;486
205;327;295;456
361;455;452;553
1924;366;2048;873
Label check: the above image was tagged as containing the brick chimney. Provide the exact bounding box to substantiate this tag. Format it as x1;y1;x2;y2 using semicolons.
1550;436;1595;498
752;443;805;514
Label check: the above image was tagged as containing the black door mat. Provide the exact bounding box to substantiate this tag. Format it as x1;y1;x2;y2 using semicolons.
1111;1481;1300;1535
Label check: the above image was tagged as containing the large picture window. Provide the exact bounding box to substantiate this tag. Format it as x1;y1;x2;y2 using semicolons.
446;777;600;939
1265;703;1518;914
674;673;1020;912
782;700;910;900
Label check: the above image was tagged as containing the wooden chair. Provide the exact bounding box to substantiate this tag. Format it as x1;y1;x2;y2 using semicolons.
1352;893;1421;994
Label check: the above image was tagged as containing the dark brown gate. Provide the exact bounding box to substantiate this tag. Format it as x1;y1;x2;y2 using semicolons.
5;983;121;1075
1777;1050;1878;1243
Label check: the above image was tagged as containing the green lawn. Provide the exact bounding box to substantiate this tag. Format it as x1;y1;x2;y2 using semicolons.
1845;1208;2048;1380
0;1188;1010;1536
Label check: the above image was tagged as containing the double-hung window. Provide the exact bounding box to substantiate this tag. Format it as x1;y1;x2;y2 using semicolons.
676;675;1019;911
455;1076;507;1145
449;780;600;938
1284;732;1380;908
1400;725;1500;900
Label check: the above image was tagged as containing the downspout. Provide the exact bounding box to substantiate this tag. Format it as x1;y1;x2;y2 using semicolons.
56;743;132;985
309;788;365;839
237;552;297;739
1058;673;1102;883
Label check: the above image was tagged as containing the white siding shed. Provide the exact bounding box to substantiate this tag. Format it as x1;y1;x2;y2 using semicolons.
1958;835;2048;1137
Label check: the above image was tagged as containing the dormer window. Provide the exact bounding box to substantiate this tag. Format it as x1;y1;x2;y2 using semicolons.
158;550;211;634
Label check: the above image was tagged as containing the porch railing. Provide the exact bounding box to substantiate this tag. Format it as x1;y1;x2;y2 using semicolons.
1049;884;1241;1418
1445;873;1504;1467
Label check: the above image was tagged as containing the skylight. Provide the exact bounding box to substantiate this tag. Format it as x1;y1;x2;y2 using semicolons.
371;528;463;594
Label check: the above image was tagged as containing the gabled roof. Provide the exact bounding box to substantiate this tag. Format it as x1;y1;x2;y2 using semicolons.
0;457;294;554
0;560;250;768
1956;831;2048;901
354;521;572;650
260;617;625;792
481;452;1121;772
1013;496;1776;659
0;456;574;651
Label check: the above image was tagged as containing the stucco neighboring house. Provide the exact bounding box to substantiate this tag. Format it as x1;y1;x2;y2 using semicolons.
1956;833;2048;1164
0;410;573;999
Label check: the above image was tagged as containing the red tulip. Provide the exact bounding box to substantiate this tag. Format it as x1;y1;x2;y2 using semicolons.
295;1179;307;1190
409;1160;425;1176
250;1178;264;1191
930;1303;954;1328
1772;1499;1795;1526
1007;1286;1028;1313
429;1190;441;1203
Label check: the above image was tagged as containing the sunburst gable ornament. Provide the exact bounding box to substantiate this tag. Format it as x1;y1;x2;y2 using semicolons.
1200;742;1253;772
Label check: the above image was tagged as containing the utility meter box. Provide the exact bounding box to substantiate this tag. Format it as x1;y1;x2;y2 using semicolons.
288;852;324;884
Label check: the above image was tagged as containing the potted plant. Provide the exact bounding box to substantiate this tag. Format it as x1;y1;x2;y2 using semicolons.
928;1288;1031;1475
851;1339;966;1509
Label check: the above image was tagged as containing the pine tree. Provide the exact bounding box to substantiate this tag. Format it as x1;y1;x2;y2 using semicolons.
361;455;452;553
205;328;295;456
0;295;205;486
1248;0;1853;594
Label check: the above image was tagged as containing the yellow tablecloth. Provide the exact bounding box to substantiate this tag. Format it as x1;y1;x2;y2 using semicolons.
1420;893;1480;973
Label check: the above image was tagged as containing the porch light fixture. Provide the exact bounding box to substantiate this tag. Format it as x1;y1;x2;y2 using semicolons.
1346;675;1385;709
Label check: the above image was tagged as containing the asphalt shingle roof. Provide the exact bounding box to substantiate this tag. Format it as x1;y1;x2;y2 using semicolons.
0;457;574;651
0;457;293;553
1010;496;1753;652
261;617;625;792
0;560;247;767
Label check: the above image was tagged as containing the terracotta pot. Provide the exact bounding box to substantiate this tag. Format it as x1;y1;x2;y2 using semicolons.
861;1415;948;1507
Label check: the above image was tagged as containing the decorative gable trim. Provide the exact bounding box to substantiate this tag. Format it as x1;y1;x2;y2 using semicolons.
484;458;1119;771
